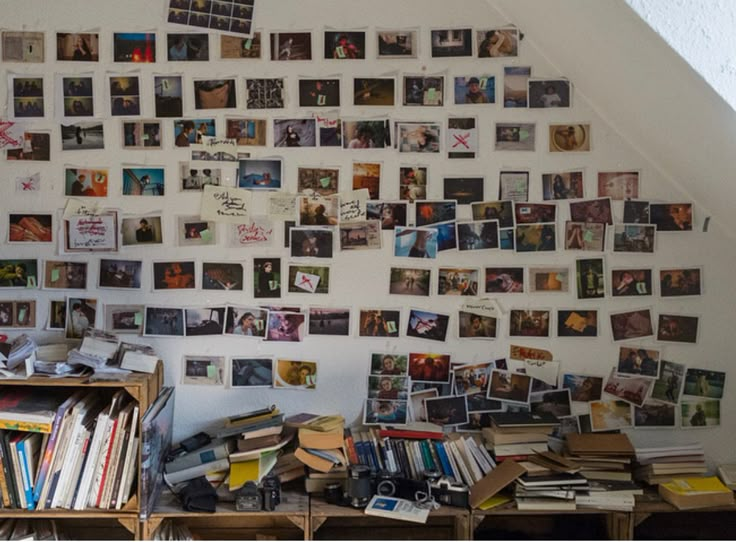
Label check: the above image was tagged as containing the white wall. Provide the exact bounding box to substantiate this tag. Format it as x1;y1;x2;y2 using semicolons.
2;0;734;465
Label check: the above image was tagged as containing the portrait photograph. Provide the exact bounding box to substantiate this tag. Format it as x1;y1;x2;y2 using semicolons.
65;297;96;339
12;77;44;118
64;168;108;197
368;375;409;401
399;166;428;202
121;216;163;246
358;309;400;338
0;259;38;289
224;306;268;337
458;311;497;340
542;171;584;200
274;359;317;390
57;32;98;61
454;76;494;105
371;353;408;376
253;258;281;298
576;258;605;299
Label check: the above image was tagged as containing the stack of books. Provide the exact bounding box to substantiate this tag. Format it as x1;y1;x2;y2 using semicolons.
565;433;635;482
287;414;346;493
484;412;559;462
0;389;139;510
634;443;707;485
513;472;589;510
659;476;735;510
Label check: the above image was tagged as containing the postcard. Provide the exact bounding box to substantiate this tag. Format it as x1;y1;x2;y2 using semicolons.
458;307;498;340
358;309;400;338
408;353;451;384
528;79;570;108
457;220;498;252
288;264;330;294
409;389;437;423
454;76;494;105
270;32;312;61
529;267;569;294
230;358;272;388
152;261;195;290
245;78;285;109
64;212;118;253
43;261;86;290
266;311;306;342
403;76;444;106
274;359;317;390
396;122;441;153
509;309;551;338
0;300;35;329
367;202;408;230
485;267;524;293
394;227;438;259
307;307;350;337
634;401;676;428
613;224;656;253
515;224;556;252
660;267;702;297
11;76;44;118
437;268;479;296
497;172;529;202
253;259;281;299
478;28;518;57
681;400;720;428
364;399;408;425
471;201;514;228
3;31;44;62
589;400;632;431
181;356;224;386
64;167;108;198
531;389;572;418
503;66;530;107
650;360;686;405
377;29;417;58
103;304;143;335
221;33;261;59
562;374;603;402
6;131;50;161
399;166;428;202
623;201;650;224
224;306;268;338
121;215;162;247
153;75;182;117
64;297;96;339
487;370;532;405
143;306;185;337
557;310;598;337
185;307;226;336
406;309;449;342
610;308;654;341
576;258;605;299
123;121;161;150
611;268;652;297
657;314;699;344
617;347;660;378
8;213;52;243
201;262;242;291
564;221;605;251
603;369;653;408
649;203;693;231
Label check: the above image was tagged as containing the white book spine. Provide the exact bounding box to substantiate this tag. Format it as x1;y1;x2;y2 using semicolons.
88;416;116;508
63;429;90;509
51;413;83;509
119;437;139;507
447;441;473;487
74;413;108;510
37;413;73;511
114;406;138;509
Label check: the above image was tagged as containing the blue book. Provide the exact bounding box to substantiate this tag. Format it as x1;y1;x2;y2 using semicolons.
17;436;35;510
434;441;455;480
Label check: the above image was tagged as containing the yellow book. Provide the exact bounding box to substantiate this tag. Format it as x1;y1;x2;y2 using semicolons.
478;494;512;511
659;476;735;510
0;419;52;433
228;451;278;491
661;476;730;495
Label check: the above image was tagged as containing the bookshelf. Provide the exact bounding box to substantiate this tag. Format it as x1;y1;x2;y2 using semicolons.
0;363;163;540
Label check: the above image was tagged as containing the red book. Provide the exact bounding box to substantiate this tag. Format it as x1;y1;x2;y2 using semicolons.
378;429;443;440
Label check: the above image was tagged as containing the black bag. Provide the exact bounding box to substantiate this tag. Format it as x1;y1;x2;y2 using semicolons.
178;476;217;513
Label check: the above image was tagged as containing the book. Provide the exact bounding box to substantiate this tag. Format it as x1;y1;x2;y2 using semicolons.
566;433;635;457
229;432;293;463
491;412;559;428
165;439;235;473
0;390;67;434
364;495;430;524
140;387;175;520
286;413;344;432
517;472;588;487
228;450;278;491
236;433;283;452
659;477;735;510
579;469;632;482
469;459;526;509
225;405;277;427
298;426;344;450
215;413;284;439
515;497;576;511
165;457;230;485
717;463;736;490
294;447;343;473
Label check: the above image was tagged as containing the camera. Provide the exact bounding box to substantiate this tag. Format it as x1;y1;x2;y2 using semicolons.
234;475;281;512
387;471;470;509
261;474;281;511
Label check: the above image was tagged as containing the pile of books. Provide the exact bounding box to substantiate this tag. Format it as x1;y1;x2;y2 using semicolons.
0;389;139;510
483;412;559;462
565;433;635;483
659;476;735;510
290;414;347;493
634;443;707;485
514;471;589;510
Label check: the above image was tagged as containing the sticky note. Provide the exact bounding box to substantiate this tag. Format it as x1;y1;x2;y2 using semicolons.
244;39;252;50
555;273;565;282
26;276;36;288
583;230;594;242
335;46;346;58
317;94;326;106
199;229;212;243
386;321;397;333
207;365;217;379
17;307;26;322
51;269;60;283
134;312;143;325
427;88;437;102
319;176;331;188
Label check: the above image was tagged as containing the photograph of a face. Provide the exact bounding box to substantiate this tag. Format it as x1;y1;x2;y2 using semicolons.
454;76;494;105
274;359;317;390
458;311;497;340
589;400;632;431
253;259;281;298
425;396;469;426
529;267;569;294
12;77;44;118
65;297;96;339
403;76;444;106
477;28;518;57
113;33;155;62
98;259;142;289
122;121;161;149
495;123;535;151
154;75;183;117
308;307;350;337
343;120;389;149
562;374;603;402
270;32;312;61
246;78;285;109
121;216;163;246
611;268;652;297
660;268;702;297
57;32;99;61
509;310;550;338
610;309;654;342
152;261;195;290
231;358;272;388
225;306;268;338
564;222;605;251
438;268;479;296
618;347;660;378
515;224;556;253
634;401;675;428
267;312;306;342
353;78;394;106
487;370;532;405
471;201;514;228
681;400;720;428
368;375;409;401
64;168;108;197
324;31;365;59
110;76;140;116
542;171;584;200
122;167;164;196
598;171;639;200
238;158;282;189
431;28;472;57
371;353;408;376
43;261;86;289
457;221;499;251
528;79;570;108
576;258;605;299
549;124;591;152
144;307;184;337
406;309;449;342
649;203;692;231
167;33;209;61
399;167;427;202
364;399;408;425
557;309;597;337
485;267;524;294
182;356;224;386
394;227;438;259
194;79;236;109
8;214;52;243
358;309;400;338
185;307;226;336
221;33;261;59
658;314;699;344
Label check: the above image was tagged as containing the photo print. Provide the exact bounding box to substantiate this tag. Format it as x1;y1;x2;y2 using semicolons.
618;347;660;378
487;370;532;405
562;374;603;402
564;222;605;251
352;162;381;199
430;28;472;57
154;75;183;117
308;307;350;337
371;353;408;376
202;262;242;291
0;300;35;329
226;118;266;146
245;78;285;109
113;33;155;62
364;399;408;425
317;115;342;147
495;123;535;151
266;311;306;342
550;124;591;152
144;306;184;337
485;267;524;294
65;297;96;339
98;259;142;289
503;66;530;107
64;168;108;197
238;158;282;189
399;166;427;202
181;356;224;386
8;214;52;243
353;78;395;106
570;198;614;225
180;163;221;191
603;369;653;407
389;267;431;297
457;220;499;251
339;221;381;251
57;32;99;61
444;177;483;205
590;400;632;431
60;122;104;151
515;203;557;224
368;375;409;401
611;268;653;297
623;200;650;224
231;358;273;388
415;200;456;227
12;76;44;118
358;309;400;338
438;268;479;296
167;0;254;35
458;310;497;340
167;33;209;61
394;227;438;259
122;121;161;149
681;400;720;428
649;203;693;231
634;401;676;428
509;309;551;338
660;268;702;297
613;224;656;253
515;224;556;253
6;132;50;161
657;314;699;344
274;118;317;147
342;120;389;149
403;76;444;106
185;307;226;336
598;171;639;200
299;78;340;108
104;304;143;335
396;122;440;153
471;201;514;228
253;258;281;298
530;389;572;418
194;78;236;109
377;29;417;58
274;359;317;390
288;264;330;294
43;261;86;289
528;79;571;108
175;216;215;247
122;167;165;196
446;117;478;159
324;31;365;59
152;261;195;290
542;171;584;200
408;353;451;384
221;33;262;59
650;360;686;405
454;76;494;105
610;308;654;342
121;215;163;246
557;310;598;337
406;308;450;342
425;396;469;426
409;388;437;423
2;31;45;62
576;258;605;299
271;32;312;61
224;306;268;337
61;76;94;117
477;27;518;57
290;228;334;258
684;369;725;400
529;267;569;294
427;221;457;252
109;76;140;116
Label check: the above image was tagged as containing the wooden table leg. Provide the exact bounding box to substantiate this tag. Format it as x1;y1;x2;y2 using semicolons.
455;512;471;540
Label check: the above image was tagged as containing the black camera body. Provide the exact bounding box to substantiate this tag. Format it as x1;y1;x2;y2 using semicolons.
376;472;470;508
235;475;281;512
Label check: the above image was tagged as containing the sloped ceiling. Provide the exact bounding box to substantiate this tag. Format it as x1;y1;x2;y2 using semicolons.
489;0;736;237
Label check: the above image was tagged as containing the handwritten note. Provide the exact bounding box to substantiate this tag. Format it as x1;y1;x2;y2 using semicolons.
0;120;24;149
63;198;101;220
461;298;498;318
232;217;274;246
509;344;553;362
314;112;340;129
65;213;117;251
338;188;369;223
191;136;239;161
200;185;252;224
523;359;560;386
268;194;297;219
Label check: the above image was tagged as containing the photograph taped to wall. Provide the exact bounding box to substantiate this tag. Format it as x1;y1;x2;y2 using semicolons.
238;157;282;189
514;202;556;224
122;167;165;196
403;76;444;106
458;311;497;340
499;171;530;201
266;311;306;342
549;123;591;152
2;31;44;62
396;122;440;153
231;358;273;388
649;203;693;232
617;346;660;378
221;33;261;59
121;215;163;246
288;264;330;294
122;121;161;149
152;261;195;290
454;76;494;105
60;121;103;151
406;308;450;342
683;368;725;400
274;359;317;390
477;27;518;57
226;118;266;146
368;374;409;401
447;117;478;159
399;166;427;202
167;0;254;36
8;213;52;243
657;314;699;344
339;221;381;251
509;309;551;338
224;306;268;337
427;221;457;252
394;226;438;259
113;32;155;62
452;360;494;395
104;304;144;334
98;259;142;289
409;388;436;423
182;355;224;386
144;306;184;337
43;260;87;289
598;171;639;200
471;201;514;228
457;220;499;251
176;216;217;246
613;224;656;254
603;368;654;408
377;29;417;58
487;370;531;405
342;119;390;149
430;28;471;57
634;401;676;428
561;373;603;402
57;32;99;62
167;33;209;61
660;267;702;297
65;297;96;339
110;76;140;116
179;162;222;191
296;167;338;196
298;195;339;226
11;76;44;118
351;162;380;200
202;262;243;291
371;353;408;376
389;267;430;297
515;224;556;253
503;66;530;108
681;400;720;428
193;78;236;109
564;221;605;251
408;352;451;384
529;267;569;294
290;228;334;258
485;266;523;294
154;75;183;117
324;31;365;59
650;360;686;405
0;300;35;329
364;399;408;425
6;131;50;161
185;306;226;336
61;75;94;117
530;389;572;418
528;79;570;108
274;118;316;148
307;307;350;336
542;171;584;200
358;309;400;338
271;32;311;61
230;217;275;247
246;78;284;109
576;258;605;299
437;267;479;296
64;212;118;253
610;308;654;342
623;200;650;224
64;167;108;197
589;400;633;431
425;395;469;426
415;200;456;227
253;258;280;298
353;78;394;106
444;177;483;204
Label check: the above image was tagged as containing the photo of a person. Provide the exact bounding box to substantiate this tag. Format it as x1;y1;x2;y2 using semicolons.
136;219;155;243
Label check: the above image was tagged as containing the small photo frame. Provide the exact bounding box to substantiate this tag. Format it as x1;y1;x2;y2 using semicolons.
274;359;317;390
121;215;163;246
425;395;469;426
657;314;699;344
406;308;450;342
393;227;438;259
307;307;350;337
358;309;400;338
509;309;551;338
485;267;524;294
143;306;185;337
681;400;720;428
610;308;654;342
613;224;656;254
649;203;693;231
185;307;226;336
266;311;306;342
8;214;52;243
576;258;605;299
617;346;660;378
177;216;217;246
230;358;273;388
557;310;598;337
564;222;605;251
377;29;417;58
549;123;591;152
660;267;702;297
103;304;143;335
487;370;532;405
589;400;632;431
611;268;653;297
224;306;268;337
408;353;451;384
152;261;195;290
364;399;408;425
561;374;603;402
43;260;87;289
181;355;225;386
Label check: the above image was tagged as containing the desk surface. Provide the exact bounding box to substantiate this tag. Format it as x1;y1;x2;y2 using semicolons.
149;489;308;518
310;496;468;518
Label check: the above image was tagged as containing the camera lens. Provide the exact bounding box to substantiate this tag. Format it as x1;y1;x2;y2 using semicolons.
324;482;344;505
